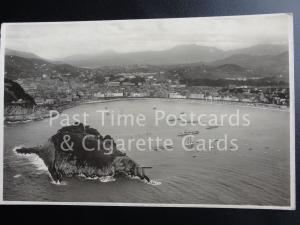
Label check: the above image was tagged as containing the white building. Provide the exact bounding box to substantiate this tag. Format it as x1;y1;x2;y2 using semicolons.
241;98;252;103
222;96;233;101
130;92;148;97
106;92;123;97
190;93;205;99
206;96;213;101
169;93;187;99
94;92;105;98
35;97;45;105
213;96;221;101
45;98;57;105
170;84;186;88
108;81;120;87
122;82;135;86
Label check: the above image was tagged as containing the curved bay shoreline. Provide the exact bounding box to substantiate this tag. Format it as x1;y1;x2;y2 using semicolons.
83;97;290;112
4;97;289;125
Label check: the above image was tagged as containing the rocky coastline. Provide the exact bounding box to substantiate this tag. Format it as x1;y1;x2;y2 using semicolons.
14;123;151;183
4;105;56;124
4;102;77;124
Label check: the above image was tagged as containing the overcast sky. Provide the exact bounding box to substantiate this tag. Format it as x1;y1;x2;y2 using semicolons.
4;14;290;59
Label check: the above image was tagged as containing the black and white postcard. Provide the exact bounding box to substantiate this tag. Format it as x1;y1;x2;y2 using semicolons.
0;13;295;209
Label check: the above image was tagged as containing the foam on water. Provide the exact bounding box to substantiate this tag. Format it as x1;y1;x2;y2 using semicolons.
4;99;290;204
51;180;68;185
99;176;116;183
129;176;162;185
13;145;161;186
7;119;33;124
12;145;25;153
146;180;162;186
78;173;116;183
13;145;48;172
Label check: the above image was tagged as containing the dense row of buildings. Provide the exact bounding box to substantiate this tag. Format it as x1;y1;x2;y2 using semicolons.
14;72;289;108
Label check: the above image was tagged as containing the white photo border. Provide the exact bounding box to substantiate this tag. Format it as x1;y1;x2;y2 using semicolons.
0;13;295;210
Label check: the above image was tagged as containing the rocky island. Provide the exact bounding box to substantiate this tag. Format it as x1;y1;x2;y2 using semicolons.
15;123;150;183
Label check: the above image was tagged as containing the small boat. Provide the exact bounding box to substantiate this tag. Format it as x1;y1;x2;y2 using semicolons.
153;144;174;151
184;136;194;148
178;130;199;137
186;120;198;124
165;144;174;149
206;125;219;130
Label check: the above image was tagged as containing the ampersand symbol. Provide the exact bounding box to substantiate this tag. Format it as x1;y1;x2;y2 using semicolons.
61;134;74;151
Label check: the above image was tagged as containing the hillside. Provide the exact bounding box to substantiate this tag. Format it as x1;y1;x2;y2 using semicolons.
4;46;289;82
227;44;288;56
165;63;259;81
5;48;42;59
4;78;36;106
210;51;289;75
5;55;82;80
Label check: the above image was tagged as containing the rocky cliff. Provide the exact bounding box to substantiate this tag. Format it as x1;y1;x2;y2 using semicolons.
15;123;150;183
4;79;52;122
5;78;36;106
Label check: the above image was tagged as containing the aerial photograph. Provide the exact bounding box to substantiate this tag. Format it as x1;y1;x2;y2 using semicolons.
1;13;294;208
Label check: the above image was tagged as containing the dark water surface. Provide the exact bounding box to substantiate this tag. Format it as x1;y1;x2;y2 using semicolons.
3;99;290;206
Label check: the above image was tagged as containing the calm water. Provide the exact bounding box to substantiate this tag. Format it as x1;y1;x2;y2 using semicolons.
3;99;290;206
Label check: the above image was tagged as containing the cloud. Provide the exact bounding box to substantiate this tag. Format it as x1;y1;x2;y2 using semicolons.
4;14;290;59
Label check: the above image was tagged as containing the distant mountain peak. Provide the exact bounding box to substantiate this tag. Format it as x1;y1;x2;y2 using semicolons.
228;44;288;56
6;43;288;68
169;44;221;51
5;48;42;60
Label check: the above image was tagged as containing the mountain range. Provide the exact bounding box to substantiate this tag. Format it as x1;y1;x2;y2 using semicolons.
54;44;288;68
6;44;288;67
5;44;289;81
209;51;289;74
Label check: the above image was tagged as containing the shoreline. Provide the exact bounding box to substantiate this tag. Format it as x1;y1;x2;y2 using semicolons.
4;97;289;124
78;97;290;112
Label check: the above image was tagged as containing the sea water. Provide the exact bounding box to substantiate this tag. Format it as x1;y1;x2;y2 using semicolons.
3;99;290;205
